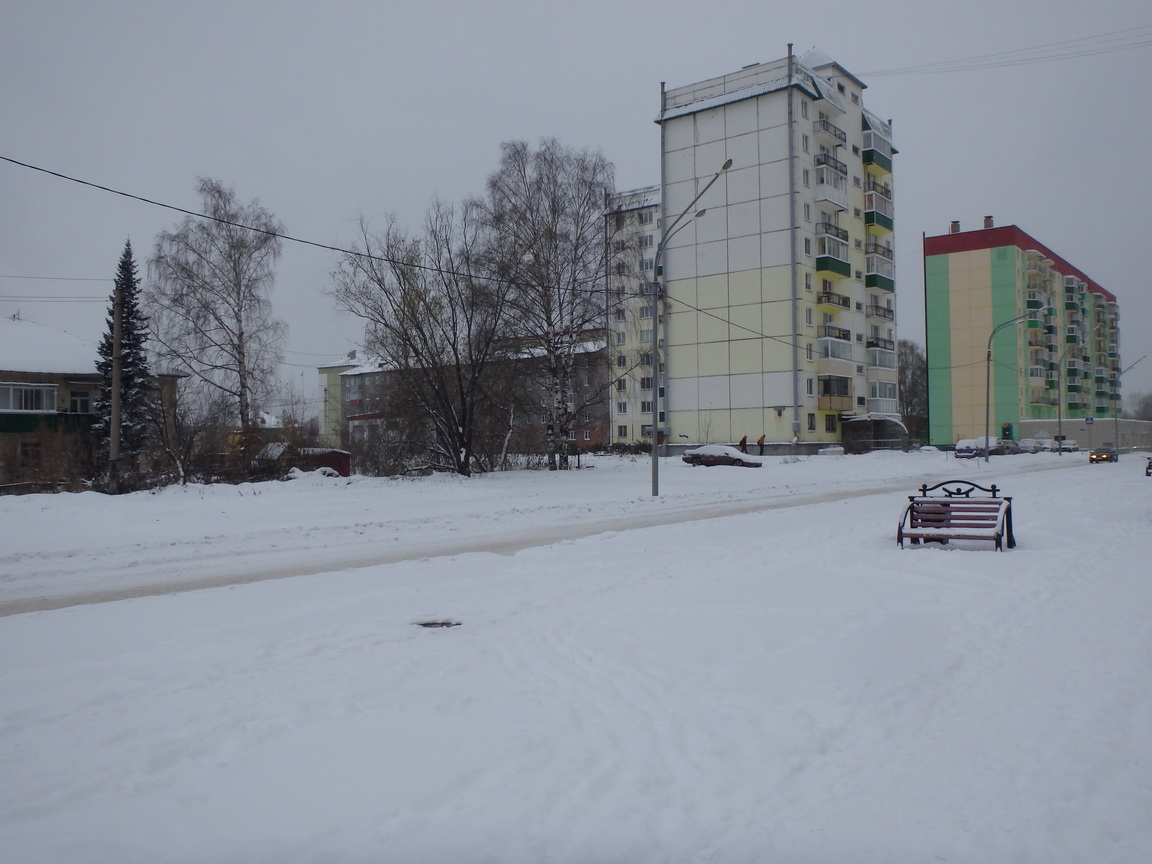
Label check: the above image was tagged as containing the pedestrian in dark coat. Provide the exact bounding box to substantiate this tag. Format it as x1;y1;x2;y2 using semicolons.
739;435;748;453
757;434;765;456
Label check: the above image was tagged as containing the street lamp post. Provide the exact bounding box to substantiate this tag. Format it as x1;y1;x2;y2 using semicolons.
1114;355;1146;457
984;311;1037;463
650;158;732;496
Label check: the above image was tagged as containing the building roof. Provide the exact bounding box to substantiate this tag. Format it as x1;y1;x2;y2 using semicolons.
0;316;99;376
924;225;1115;303
658;53;849;123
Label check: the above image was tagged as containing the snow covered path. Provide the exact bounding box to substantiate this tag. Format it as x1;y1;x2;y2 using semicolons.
2;452;1151;863
2;452;1075;615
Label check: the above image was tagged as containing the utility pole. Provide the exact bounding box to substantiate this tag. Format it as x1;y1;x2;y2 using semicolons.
108;279;124;494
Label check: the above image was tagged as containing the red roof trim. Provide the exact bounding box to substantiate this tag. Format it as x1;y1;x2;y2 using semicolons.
924;226;1115;303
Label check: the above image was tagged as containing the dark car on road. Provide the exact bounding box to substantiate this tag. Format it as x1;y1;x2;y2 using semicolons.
1089;447;1118;463
681;445;763;468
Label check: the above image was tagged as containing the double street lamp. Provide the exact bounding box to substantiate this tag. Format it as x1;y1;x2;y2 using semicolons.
649;158;732;496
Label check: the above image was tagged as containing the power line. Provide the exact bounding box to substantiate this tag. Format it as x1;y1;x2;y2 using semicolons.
0;273;111;282
0;154;598;295
861;24;1152;76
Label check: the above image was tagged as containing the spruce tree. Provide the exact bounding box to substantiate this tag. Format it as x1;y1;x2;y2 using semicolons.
94;240;156;482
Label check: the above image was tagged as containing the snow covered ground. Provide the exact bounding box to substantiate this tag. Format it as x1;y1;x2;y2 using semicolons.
2;450;1150;863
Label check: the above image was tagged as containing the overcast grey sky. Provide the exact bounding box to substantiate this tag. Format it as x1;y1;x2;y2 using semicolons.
3;0;1151;408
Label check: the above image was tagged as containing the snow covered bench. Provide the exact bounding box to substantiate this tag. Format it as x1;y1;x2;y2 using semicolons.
897;480;1015;551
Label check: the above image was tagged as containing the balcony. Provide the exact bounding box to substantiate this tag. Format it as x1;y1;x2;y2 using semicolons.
866;304;894;320
862;131;894;175
864;192;894;234
815;171;848;211
813;117;847;145
865;242;893;259
866;336;895;351
814;152;847;175
818;324;851;341
865;178;892;199
816;290;852;309
865;254;895;292
866;398;899;414
815;221;849;242
819;395;854;412
816;255;851;278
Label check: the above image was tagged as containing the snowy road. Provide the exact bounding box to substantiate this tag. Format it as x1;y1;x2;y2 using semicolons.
1;453;1077;615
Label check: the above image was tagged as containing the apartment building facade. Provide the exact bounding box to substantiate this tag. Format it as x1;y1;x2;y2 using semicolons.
924;221;1125;447
643;48;900;450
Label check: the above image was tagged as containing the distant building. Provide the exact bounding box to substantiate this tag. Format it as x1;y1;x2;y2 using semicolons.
0;316;179;488
606;185;662;446
923;220;1138;448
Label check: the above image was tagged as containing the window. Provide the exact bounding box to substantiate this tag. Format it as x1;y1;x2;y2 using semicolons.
806;378;814;396
804;272;812;292
639;328;653;343
802;169;810;187
640;376;653;390
801;133;809;153
640;304;654;319
0;383;57;412
640;235;654;248
641;258;654;271
806;343;814;362
803;238;812;256
640;400;653;414
614;308;626;321
853;176;862;188
803;203;811;222
69;390;91;414
616;378;627;391
639;210;654;224
617;401;628;414
583;430;591;441
800;100;808;119
804;307;813;326
851;92;859;105
617;425;628;438
641;424;653;438
640;352;653;366
18;440;42;467
617;355;627;368
825;414;838;432
807;413;816;432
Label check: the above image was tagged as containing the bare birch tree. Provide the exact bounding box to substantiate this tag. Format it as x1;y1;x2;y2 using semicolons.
146;178;286;464
481;139;618;469
329;200;515;476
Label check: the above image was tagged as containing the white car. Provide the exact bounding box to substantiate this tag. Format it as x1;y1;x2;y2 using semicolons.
681;445;763;468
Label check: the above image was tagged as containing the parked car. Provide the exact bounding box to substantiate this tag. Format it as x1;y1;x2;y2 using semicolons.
1017;438;1045;454
1059;439;1079;452
1089;447;1118;463
681;444;763;468
953;439;982;459
995;439;1022;455
1146;457;1152;477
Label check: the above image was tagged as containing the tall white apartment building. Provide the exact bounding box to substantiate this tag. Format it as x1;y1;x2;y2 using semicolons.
606;185;662;446
648;48;901;450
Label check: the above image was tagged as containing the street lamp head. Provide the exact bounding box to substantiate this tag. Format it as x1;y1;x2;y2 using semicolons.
720;158;733;172
694;209;706;220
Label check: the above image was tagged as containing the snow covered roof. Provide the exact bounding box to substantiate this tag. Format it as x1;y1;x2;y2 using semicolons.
658;58;846;123
0;316;99;376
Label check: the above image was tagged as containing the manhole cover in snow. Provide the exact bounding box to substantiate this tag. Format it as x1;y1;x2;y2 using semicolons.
414;621;460;628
